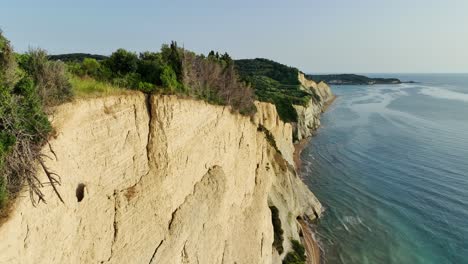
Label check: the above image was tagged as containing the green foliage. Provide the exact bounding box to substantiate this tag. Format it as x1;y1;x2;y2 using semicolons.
244;75;309;123
137;52;164;85
81;58;100;76
0;176;6;208
137;81;156;93
62;43;255;114
0;131;14;207
160;65;179;92
0;32;62;211
69;76;123;97
106;48;138;76
270;206;284;254
236;58;300;85
48;53;108;62
168;41;183;82
258;124;281;154
282;240;306;264
21;49;73;106
235;58;312;122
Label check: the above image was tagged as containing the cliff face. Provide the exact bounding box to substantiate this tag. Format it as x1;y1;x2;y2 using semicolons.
294;73;334;140
0;94;321;264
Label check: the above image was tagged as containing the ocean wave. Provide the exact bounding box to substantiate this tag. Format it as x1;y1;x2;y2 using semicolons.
419;86;468;102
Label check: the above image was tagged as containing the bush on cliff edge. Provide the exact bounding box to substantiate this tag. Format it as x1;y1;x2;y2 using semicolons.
0;31;69;211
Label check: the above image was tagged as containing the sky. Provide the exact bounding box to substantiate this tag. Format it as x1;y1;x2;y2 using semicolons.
1;0;467;73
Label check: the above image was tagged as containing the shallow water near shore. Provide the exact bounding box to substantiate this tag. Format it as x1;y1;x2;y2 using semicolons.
301;74;468;263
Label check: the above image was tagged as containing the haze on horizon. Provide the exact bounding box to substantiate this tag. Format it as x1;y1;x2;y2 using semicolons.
1;0;467;74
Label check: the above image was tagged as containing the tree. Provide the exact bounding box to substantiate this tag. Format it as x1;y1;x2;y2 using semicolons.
160;64;178;92
168;41;182;82
137;52;164;85
106;49;138;76
81;58;100;77
221;52;232;65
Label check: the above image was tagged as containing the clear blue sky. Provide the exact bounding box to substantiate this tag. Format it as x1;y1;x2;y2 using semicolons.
1;0;467;73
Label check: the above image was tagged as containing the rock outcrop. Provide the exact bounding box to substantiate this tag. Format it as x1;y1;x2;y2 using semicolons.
0;94;322;264
294;73;334;141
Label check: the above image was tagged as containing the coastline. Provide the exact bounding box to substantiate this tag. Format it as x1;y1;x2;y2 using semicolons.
294;95;337;170
322;95;337;112
299;218;321;264
294;95;336;264
295;137;322;264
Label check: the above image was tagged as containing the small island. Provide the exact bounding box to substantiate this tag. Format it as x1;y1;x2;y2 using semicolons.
307;73;414;85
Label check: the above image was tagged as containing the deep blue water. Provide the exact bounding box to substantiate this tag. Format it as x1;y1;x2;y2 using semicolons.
301;74;468;264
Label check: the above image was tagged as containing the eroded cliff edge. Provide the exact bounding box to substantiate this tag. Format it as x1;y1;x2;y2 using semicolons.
294;73;335;141
0;93;325;264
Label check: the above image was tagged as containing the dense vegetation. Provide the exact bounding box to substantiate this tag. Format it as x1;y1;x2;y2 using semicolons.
270;206;284;254
283;239;306;264
0;32;70;209
65;43;255;114
307;73;402;85
235;58;316;122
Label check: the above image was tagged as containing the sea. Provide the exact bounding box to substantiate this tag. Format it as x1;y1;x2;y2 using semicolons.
301;74;468;264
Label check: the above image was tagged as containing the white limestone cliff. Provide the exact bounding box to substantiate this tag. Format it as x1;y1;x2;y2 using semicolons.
294;73;334;141
0;93;322;264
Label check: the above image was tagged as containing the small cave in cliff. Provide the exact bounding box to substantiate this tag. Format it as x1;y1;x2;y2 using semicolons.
76;183;86;202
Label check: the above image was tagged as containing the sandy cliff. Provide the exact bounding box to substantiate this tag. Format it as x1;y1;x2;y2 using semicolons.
0;94;322;264
294;73;334;140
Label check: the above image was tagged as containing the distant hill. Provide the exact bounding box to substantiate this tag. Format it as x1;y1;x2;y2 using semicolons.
235;58;301;85
307;74;403;85
48;53;108;62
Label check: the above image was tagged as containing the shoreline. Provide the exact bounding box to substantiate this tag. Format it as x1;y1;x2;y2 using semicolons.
294;95;337;170
295;138;321;264
322;95;337;112
299;218;321;264
294;95;337;264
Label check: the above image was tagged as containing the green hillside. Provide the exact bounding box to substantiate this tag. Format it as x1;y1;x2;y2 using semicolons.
235;58;319;123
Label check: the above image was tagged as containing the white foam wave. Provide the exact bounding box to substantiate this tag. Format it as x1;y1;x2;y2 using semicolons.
419;86;468;103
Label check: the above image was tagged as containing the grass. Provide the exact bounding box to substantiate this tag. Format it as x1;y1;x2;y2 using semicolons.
70;76;127;98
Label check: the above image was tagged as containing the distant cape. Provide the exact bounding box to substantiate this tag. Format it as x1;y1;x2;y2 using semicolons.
307;74;415;85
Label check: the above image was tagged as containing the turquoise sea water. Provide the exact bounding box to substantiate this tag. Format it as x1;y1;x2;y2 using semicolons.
301;74;468;264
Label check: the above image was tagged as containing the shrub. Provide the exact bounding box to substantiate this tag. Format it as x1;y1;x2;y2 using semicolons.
181;50;256;115
137;81;156;93
64;43;256;115
270;206;284;254
258;124;281;154
137;52;164;85
0;32;63;211
81;58;100;77
160;65;179;92
22;49;73;106
282;240;306;264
